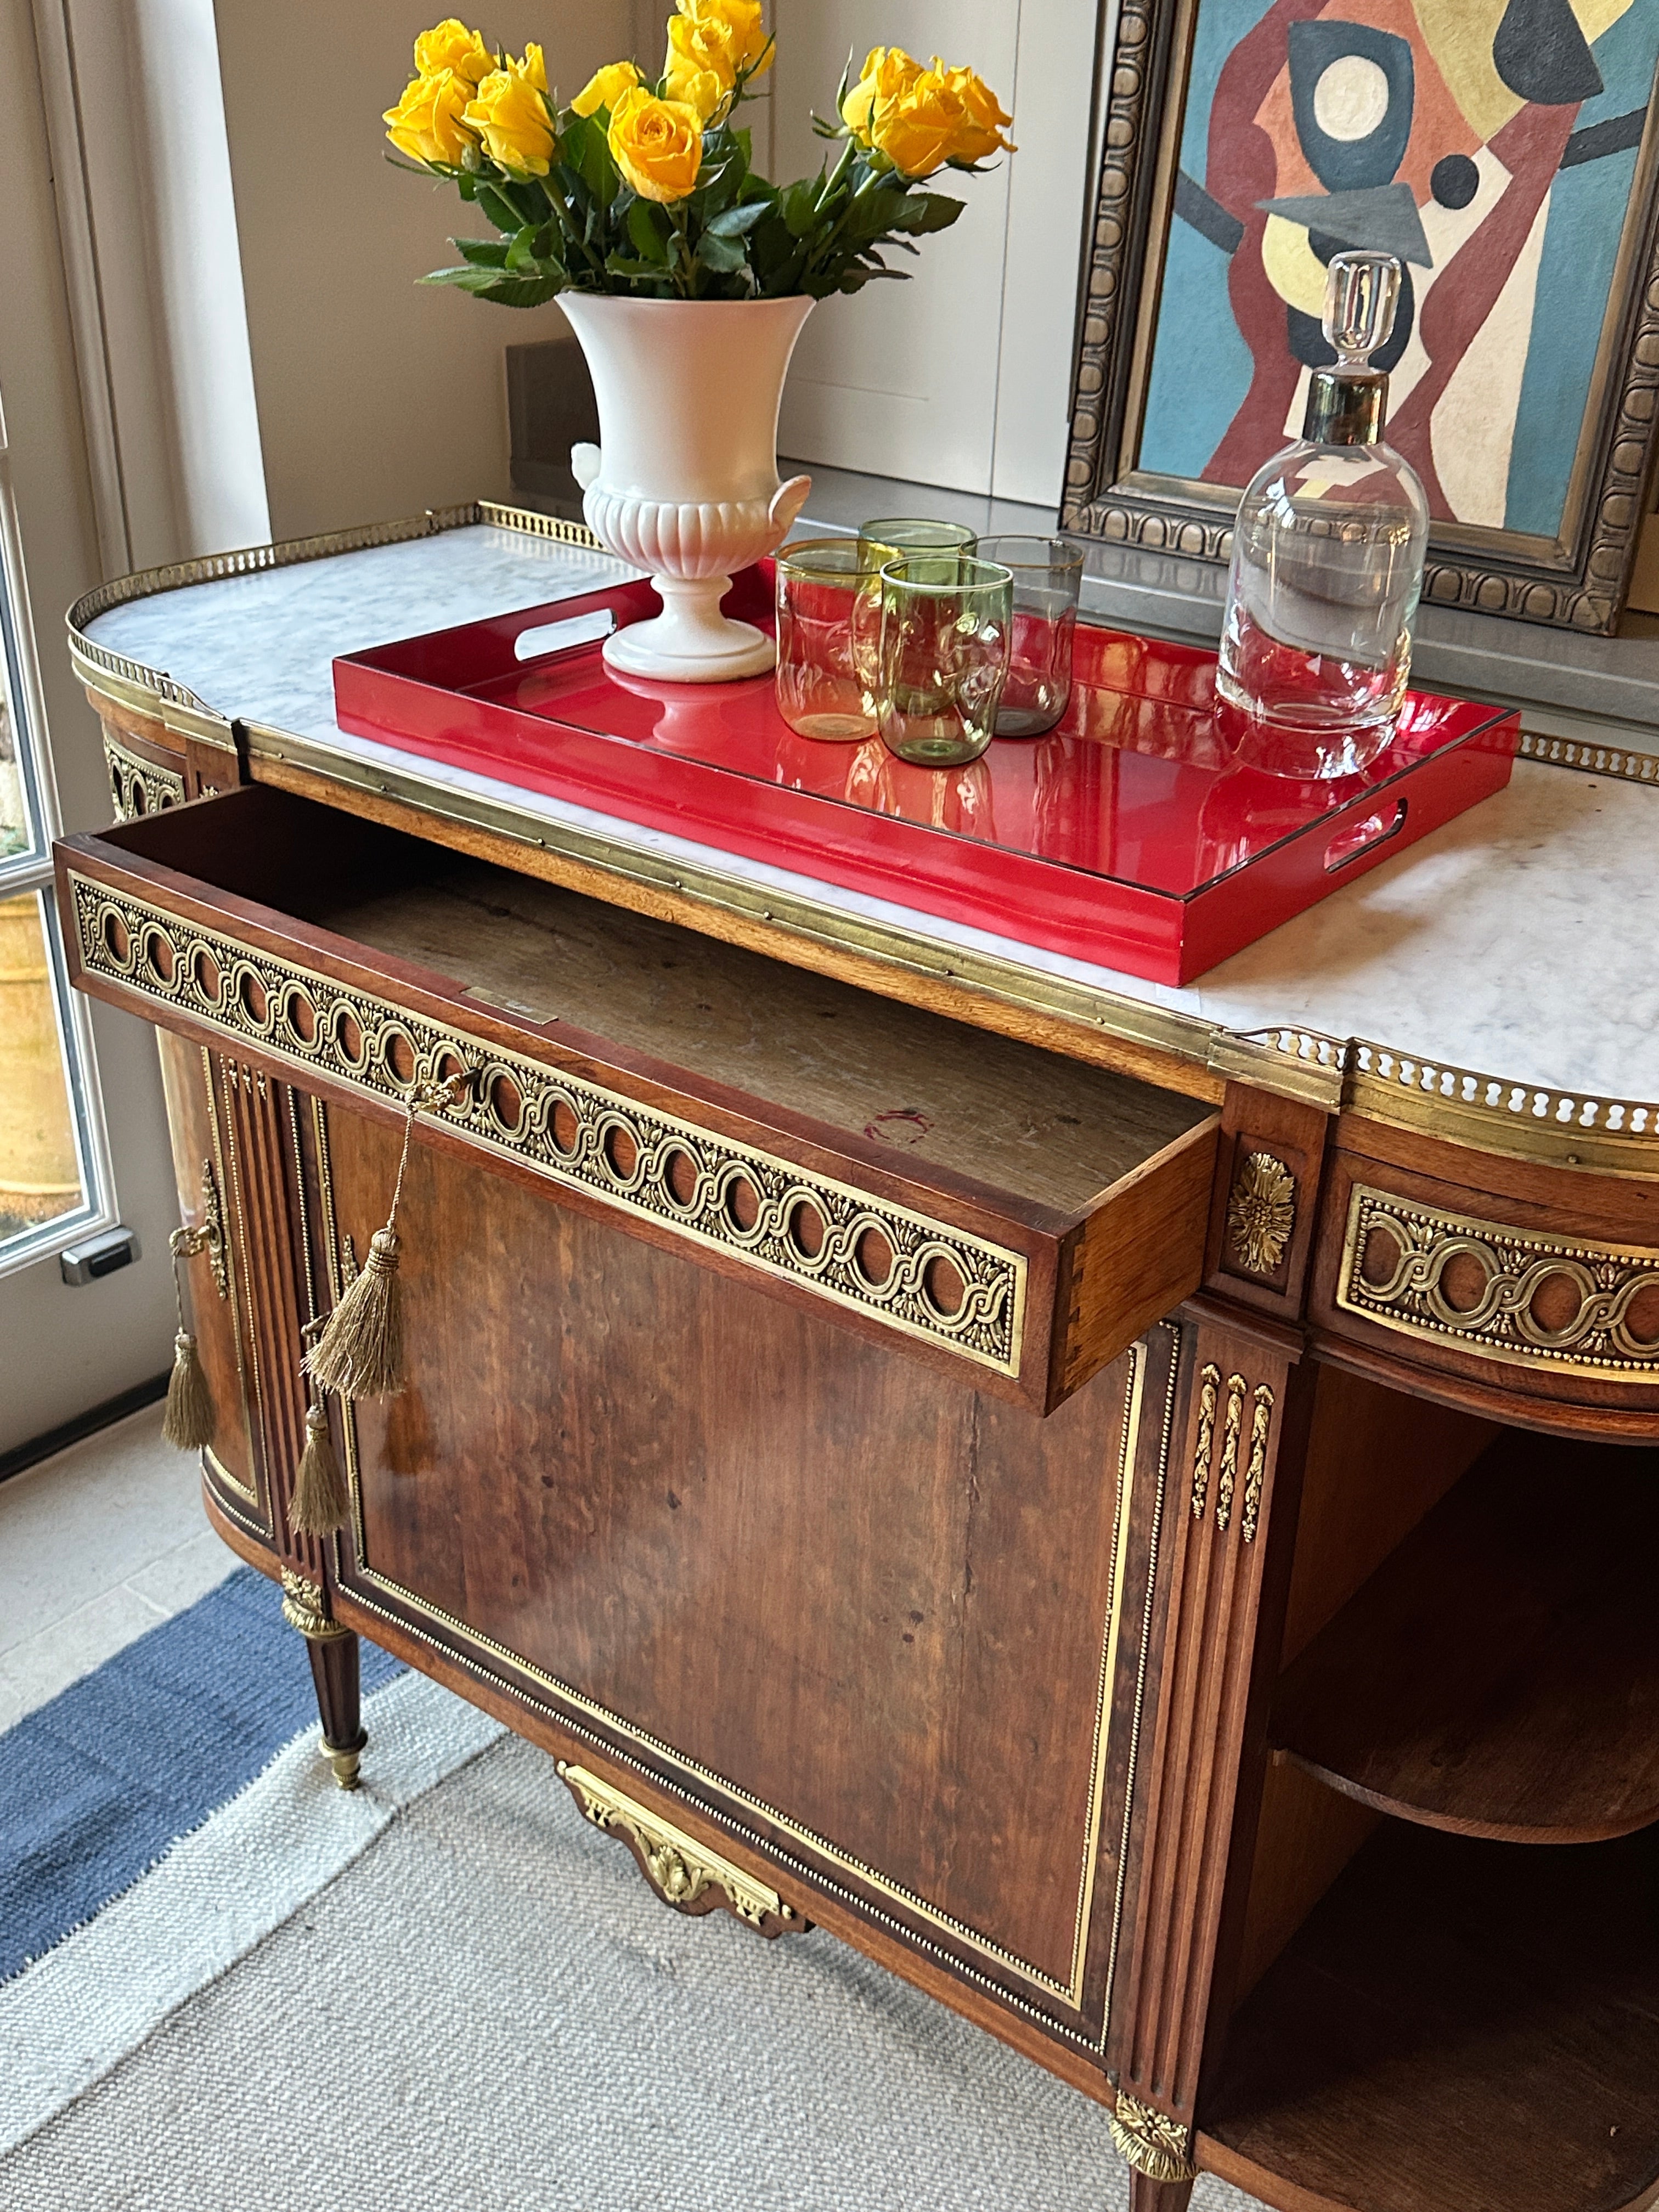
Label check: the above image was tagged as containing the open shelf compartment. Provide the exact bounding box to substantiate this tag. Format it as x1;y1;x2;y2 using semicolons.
1207;1817;1659;2212
1269;1431;1659;1844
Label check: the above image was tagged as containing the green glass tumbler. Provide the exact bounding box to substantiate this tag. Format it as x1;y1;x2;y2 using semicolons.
876;556;1014;768
774;538;878;741
853;520;978;710
977;535;1085;737
857;516;978;565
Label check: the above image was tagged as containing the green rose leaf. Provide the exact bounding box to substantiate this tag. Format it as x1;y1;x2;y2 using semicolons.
604;252;670;281
778;176;820;239
561;112;615;205
475;183;523;234
704;200;770;239
695;229;749;273
473;273;567;306
419;267;565;305
888;192;965;235
452;236;511;268
625;198;670;263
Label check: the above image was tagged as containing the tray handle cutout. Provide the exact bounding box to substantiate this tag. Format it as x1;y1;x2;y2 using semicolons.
515;608;618;662
1325;798;1406;873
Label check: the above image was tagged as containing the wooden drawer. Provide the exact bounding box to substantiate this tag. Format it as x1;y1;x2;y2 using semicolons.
57;788;1217;1412
1312;1119;1659;1430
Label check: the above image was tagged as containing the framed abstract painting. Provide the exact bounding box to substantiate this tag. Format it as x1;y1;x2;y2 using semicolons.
1062;0;1659;632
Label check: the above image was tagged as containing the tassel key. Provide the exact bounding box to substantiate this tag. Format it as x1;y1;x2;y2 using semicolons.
303;1073;469;1405
306;1225;404;1398
163;1329;216;1449
163;1224;218;1452
290;1400;349;1536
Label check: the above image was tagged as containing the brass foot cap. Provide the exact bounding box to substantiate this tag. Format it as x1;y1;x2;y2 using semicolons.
324;1729;368;1791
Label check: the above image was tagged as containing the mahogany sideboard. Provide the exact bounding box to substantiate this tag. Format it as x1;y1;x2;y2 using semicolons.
58;506;1659;2212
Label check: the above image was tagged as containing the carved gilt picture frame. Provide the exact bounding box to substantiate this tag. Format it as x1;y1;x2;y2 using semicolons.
1061;0;1659;635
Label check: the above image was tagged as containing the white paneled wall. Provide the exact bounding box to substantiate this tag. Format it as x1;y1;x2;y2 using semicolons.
770;2;1104;507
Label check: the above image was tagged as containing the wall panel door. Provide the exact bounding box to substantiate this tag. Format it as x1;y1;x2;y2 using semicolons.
772;0;1104;509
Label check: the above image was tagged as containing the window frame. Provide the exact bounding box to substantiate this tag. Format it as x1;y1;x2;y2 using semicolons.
0;417;119;1279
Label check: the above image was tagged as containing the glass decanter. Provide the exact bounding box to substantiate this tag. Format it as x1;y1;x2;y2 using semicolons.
1217;251;1429;779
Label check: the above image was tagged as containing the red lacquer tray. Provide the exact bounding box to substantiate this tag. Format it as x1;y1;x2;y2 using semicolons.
333;568;1518;985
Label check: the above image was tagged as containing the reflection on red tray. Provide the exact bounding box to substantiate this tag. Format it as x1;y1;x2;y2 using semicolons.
334;566;1518;985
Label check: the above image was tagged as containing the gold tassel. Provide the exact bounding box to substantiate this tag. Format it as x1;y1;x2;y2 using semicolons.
162;1328;216;1448
162;1228;217;1450
306;1225;404;1398
290;1398;349;1536
304;1075;465;1403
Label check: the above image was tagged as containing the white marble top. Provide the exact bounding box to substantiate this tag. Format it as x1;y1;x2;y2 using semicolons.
87;524;1659;1103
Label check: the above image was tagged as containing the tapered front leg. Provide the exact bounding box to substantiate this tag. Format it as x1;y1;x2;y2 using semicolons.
1129;2174;1194;2212
280;1567;368;1790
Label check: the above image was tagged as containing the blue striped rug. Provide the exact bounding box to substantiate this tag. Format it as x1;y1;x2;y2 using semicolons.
0;1565;400;1982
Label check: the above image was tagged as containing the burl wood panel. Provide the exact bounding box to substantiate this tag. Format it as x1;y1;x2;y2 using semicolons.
324;1099;1144;2026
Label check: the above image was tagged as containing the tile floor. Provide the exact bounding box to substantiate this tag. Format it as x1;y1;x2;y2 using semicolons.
0;1407;236;1733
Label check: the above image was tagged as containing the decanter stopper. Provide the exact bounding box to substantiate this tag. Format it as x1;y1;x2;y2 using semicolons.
1302;251;1401;447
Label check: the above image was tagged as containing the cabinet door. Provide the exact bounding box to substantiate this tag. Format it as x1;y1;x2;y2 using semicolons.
155;1034;272;1541
315;1092;1183;2065
156;1034;330;1560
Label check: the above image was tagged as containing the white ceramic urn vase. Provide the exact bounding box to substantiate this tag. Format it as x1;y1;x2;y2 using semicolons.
559;294;815;682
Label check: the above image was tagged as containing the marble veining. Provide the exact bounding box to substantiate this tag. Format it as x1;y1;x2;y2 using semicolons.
86;525;1659;1102
87;526;631;743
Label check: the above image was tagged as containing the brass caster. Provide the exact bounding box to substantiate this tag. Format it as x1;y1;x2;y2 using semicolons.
324;1729;368;1791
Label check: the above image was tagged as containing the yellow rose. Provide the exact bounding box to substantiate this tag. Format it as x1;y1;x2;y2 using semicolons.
571;59;641;119
384;67;477;167
607;84;703;202
464;45;555;176
665;0;772;96
933;61;1016;162
840;47;923;148
869;62;1014;179
662;58;726;125
412;18;494;89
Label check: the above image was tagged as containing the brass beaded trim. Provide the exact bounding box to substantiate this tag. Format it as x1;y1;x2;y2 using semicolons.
102;731;187;823
70;873;1026;1378
1226;1026;1659;1178
1338;1182;1659;1378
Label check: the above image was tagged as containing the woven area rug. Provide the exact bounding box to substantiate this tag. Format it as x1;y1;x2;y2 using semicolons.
0;1575;1261;2210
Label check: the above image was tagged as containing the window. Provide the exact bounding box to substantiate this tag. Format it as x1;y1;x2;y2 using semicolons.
0;415;108;1274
